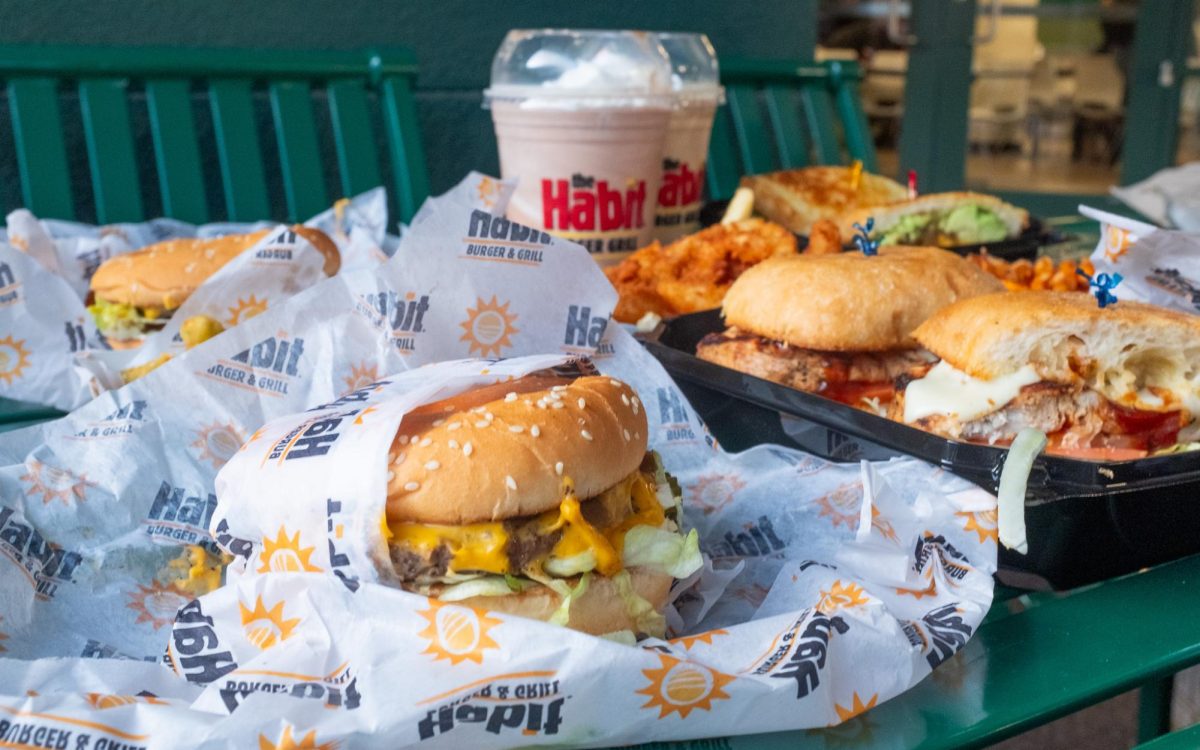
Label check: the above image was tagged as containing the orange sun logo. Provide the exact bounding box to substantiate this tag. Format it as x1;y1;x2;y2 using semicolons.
476;176;500;208
416;600;501;665
958;509;998;544
127;580;192;630
1104;225;1132;263
257;527;322;574
815;483;862;529
816;580;870;615
225;294;269;327
669;629;730;650
342;361;381;392
459;296;519;358
0;335;31;385
687;473;747;516
20;459;92;506
833;692;879;723
258;725;338;750
636;654;734;719
191;422;246;469
240;595;301;650
85;693;165;709
895;581;938;599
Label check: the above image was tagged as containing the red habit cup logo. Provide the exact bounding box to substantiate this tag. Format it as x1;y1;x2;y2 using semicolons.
541;174;647;232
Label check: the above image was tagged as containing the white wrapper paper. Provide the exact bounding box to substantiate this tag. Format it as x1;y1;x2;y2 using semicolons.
1083;205;1200;315
0;189;995;748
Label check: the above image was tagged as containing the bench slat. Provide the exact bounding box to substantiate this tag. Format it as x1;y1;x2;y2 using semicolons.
269;80;328;222
328;79;383;198
78;78;144;222
726;84;775;175
827;61;878;173
7;78;75;220
380;73;430;223
209;79;270;221
145;79;209;223
706;107;741;202
763;85;810;169
799;80;842;165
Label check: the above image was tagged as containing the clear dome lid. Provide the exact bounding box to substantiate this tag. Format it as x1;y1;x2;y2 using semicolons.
484;29;675;108
653;32;724;105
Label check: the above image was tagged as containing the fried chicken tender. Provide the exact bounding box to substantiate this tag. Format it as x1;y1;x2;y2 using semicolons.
804;219;842;254
605;219;798;323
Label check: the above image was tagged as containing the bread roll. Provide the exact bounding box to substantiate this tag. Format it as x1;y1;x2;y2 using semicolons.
741;166;908;235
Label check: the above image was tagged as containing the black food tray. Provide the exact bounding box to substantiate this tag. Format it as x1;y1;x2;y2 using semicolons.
646;309;1200;590
699;200;1056;261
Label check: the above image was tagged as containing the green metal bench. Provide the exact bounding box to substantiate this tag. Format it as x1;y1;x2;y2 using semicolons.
0;44;429;225
708;59;877;201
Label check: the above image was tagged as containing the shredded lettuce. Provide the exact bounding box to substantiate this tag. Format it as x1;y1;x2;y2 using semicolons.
598;629;638;646
88;299;166;340
544;551;597;577
651;452;682;511
614;569;666;637
547;573;591;626
622;526;702;579
1153;442;1200;456
438;575;521;602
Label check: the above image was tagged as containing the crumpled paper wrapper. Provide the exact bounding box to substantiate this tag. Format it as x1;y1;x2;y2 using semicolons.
0;186;995;748
1110;162;1200;230
1082;204;1200;314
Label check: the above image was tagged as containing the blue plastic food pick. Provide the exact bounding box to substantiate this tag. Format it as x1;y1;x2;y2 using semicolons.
1077;269;1123;308
852;218;879;256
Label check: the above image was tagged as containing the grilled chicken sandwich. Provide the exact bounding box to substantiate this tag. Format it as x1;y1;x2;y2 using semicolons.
384;374;700;636
88;227;339;348
894;291;1200;460
696;246;1004;411
839;191;1029;248
740;166;908;235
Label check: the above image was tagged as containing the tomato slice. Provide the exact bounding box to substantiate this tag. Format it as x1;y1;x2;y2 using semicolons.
821;380;895;408
1047;444;1148;461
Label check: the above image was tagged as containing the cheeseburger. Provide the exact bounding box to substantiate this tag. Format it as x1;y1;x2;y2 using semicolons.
382;374;700;636
696;246;1004;411
894;291;1200;460
88;227;339;348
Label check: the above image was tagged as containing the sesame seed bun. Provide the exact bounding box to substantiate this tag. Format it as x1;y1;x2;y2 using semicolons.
89;226;340;311
385;375;649;525
721;245;1005;351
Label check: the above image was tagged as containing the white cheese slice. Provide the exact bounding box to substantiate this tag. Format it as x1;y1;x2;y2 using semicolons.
904;361;1040;423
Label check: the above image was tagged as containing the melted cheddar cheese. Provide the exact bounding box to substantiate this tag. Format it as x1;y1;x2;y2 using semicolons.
389;469;666;579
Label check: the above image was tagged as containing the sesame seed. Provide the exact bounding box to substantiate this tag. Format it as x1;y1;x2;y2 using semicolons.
577;398;586;409
505;392;518;402
506;475;517;490
555;462;564;476
531;425;541;437
549;391;562;401
552;402;565;410
621;394;630;406
485;412;495;422
399;435;411;444
447;422;462;431
552;385;567;391
472;406;486;413
432;419;445;427
463;442;473;457
509;425;524;433
609;379;622;387
632;398;640;415
448;439;459;449
425;460;440;471
419;438;433;447
537;399;548;409
581;430;593;441
394;452;406;464
524;400;533;407
184;262;197;274
623;429;630;441
474;420;489;428
387;471;395;482
404;481;420;492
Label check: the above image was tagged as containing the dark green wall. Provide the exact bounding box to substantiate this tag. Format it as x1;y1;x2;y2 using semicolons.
0;1;816;199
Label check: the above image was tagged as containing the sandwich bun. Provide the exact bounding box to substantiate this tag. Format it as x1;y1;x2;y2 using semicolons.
386;375;649;525
721;246;1005;351
838;191;1029;241
433;566;671;636
90;226;340;310
914;291;1200;407
740;167;908;235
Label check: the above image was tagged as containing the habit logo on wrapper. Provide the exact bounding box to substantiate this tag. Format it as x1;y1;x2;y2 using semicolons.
902;603;974;670
655;159;705;227
356;291;432;354
0;262;20;307
542;173;647;254
464;210;550;266
657;387;697;442
416;672;566;742
171;598;238;685
71;399;148;440
748;607;850;703
191;422;246;470
258;527;322;574
143;480;218;551
0;711;151;750
240;595;300;649
127;580;192;630
913;533;973;583
0;507;83;600
222;663;362;713
816;483;898;542
202;332;305;397
0;335;31;385
637;654;734;719
702;515;787;560
417;600;501;665
687;473;747;516
225;294;268;327
460;296;519;358
833;692;879;724
1147;267;1200;311
1104;225;1133;263
20;459;92;506
561;305;609;355
343;361;382;392
816;581;870;615
957;509;998;544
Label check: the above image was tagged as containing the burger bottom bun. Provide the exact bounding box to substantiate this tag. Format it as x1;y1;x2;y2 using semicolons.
444;566;672;636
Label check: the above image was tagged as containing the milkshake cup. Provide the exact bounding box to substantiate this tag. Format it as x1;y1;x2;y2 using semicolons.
652;32;724;243
485;30;674;264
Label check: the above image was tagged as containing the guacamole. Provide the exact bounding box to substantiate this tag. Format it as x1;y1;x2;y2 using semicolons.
874;204;1010;247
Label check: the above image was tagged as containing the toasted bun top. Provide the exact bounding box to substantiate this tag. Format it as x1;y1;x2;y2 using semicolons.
385;375;649;525
90;226;340;310
838;191;1030;241
914;291;1200;408
721;246;1005;351
740;167;908;235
